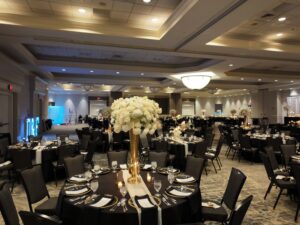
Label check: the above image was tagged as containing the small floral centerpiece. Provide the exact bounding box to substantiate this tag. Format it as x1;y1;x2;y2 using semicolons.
230;109;237;117
173;126;182;139
111;96;162;184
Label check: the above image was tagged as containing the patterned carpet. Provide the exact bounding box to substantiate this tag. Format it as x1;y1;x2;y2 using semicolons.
0;146;299;225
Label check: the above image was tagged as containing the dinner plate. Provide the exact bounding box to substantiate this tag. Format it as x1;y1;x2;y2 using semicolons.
165;186;193;198
157;167;180;175
87;195;118;208
175;174;196;184
64;185;91;197
91;167;111;175
68;174;91;183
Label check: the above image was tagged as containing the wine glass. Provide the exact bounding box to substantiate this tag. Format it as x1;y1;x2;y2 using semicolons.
153;179;162;197
151;161;157;173
119;186;127;202
167;166;173;174
112;161;118;173
90;180;99;194
167;172;175;185
93;164;101;178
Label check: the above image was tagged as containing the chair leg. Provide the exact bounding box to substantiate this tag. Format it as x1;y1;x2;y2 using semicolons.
231;150;236;160
54;168;57;187
264;181;273;200
204;165;208;176
295;202;300;222
217;157;222;167
273;188;283;209
215;158;221;170
211;160;217;173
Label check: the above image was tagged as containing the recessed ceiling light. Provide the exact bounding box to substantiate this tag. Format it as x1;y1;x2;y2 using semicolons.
241;77;244;80
243;89;247;91
274;80;278;82
279;89;282;91
116;71;120;74
290;88;292;90
276;33;283;37
151;18;159;22
278;17;286;22
90;70;94;73
62;68;66;72
78;8;86;13
143;0;151;3
258;78;262;81
291;80;294;83
229;64;234;67
140;73;144;76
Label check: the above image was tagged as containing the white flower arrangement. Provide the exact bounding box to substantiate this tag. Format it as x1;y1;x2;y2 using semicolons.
111;96;162;135
173;126;182;139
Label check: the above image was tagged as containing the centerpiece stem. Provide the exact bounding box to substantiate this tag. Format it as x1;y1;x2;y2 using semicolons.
127;129;141;184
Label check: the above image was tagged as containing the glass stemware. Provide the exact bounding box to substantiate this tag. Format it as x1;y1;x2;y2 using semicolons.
151;161;157;173
112;161;118;173
167;172;175;184
90;180;99;194
153;179;162;197
119;186;127;202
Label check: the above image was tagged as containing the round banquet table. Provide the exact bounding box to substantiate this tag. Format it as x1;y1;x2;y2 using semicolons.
60;171;202;225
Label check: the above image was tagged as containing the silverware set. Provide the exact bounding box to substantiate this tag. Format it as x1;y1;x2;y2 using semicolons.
162;193;177;204
121;199;128;212
109;202;121;212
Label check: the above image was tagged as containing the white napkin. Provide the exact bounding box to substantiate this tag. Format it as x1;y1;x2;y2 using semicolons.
69;176;87;182
176;176;195;183
90;197;112;208
137;198;154;208
120;164;127;169
65;187;88;195
0;161;12;167
276;175;294;181
202;202;221;208
169;189;192;197
143;164;152;169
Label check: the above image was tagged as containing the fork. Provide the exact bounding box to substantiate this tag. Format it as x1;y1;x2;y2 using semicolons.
162;197;171;206
121;199;128;212
110;202;121;212
163;194;177;204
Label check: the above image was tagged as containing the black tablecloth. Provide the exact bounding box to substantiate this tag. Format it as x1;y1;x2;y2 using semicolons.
60;171;202;225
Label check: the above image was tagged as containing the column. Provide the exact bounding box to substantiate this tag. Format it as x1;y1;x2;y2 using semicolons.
169;93;182;115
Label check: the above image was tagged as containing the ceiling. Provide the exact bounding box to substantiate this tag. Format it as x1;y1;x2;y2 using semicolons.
0;0;300;97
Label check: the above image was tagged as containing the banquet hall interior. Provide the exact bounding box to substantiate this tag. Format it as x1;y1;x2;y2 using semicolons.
1;0;300;225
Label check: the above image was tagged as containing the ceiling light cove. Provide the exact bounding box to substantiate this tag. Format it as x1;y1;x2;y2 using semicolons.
116;71;120;74
276;33;283;37
151;18;159;23
143;0;151;3
78;8;86;13
179;71;215;90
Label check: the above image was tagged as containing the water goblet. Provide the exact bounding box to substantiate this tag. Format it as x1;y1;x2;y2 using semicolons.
112;161;118;173
167;172;175;185
90;180;99;194
153;179;162;197
151;161;157;173
119;186;127;202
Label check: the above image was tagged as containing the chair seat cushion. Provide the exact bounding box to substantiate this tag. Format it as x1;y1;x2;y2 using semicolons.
205;153;215;159
201;202;228;222
0;162;13;171
35;197;58;216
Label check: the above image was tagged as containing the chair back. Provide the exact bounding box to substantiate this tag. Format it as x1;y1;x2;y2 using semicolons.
0;135;10;161
231;129;239;142
140;134;149;149
214;135;225;157
107;151;128;165
11;149;32;171
222;168;247;210
206;133;215;149
81;134;91;151
239;135;251;149
291;163;300;201
228;195;253;225
266;137;282;153
265;146;279;170
281;144;296;166
57;145;75;165
64;155;85;178
20;166;49;207
19;211;62;225
194;141;207;158
259;152;275;181
149;152;168;168
0;183;20;225
185;156;205;182
85;140;97;164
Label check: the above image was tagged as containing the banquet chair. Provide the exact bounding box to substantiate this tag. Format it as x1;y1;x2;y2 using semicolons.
107;151;128;166
201;167;247;223
193;141;208;158
205;133;215;149
52;145;76;186
83;139;98;166
64;155;85;178
139;134;150;163
80;134;91;151
0;139;14;185
21;166;58;215
265;146;289;176
19;211;62;225
291;163;300;222
231;129;240;143
154;140;168;152
238;135;258;163
0;181;62;225
149;152;168;168
228;195;253;225
204;135;224;173
185;156;205;183
266;137;283;157
281;144;296;168
260;152;295;208
224;133;240;158
10;149;33;192
112;132;123;150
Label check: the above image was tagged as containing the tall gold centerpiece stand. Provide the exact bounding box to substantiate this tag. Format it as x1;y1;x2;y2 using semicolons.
127;129;141;184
